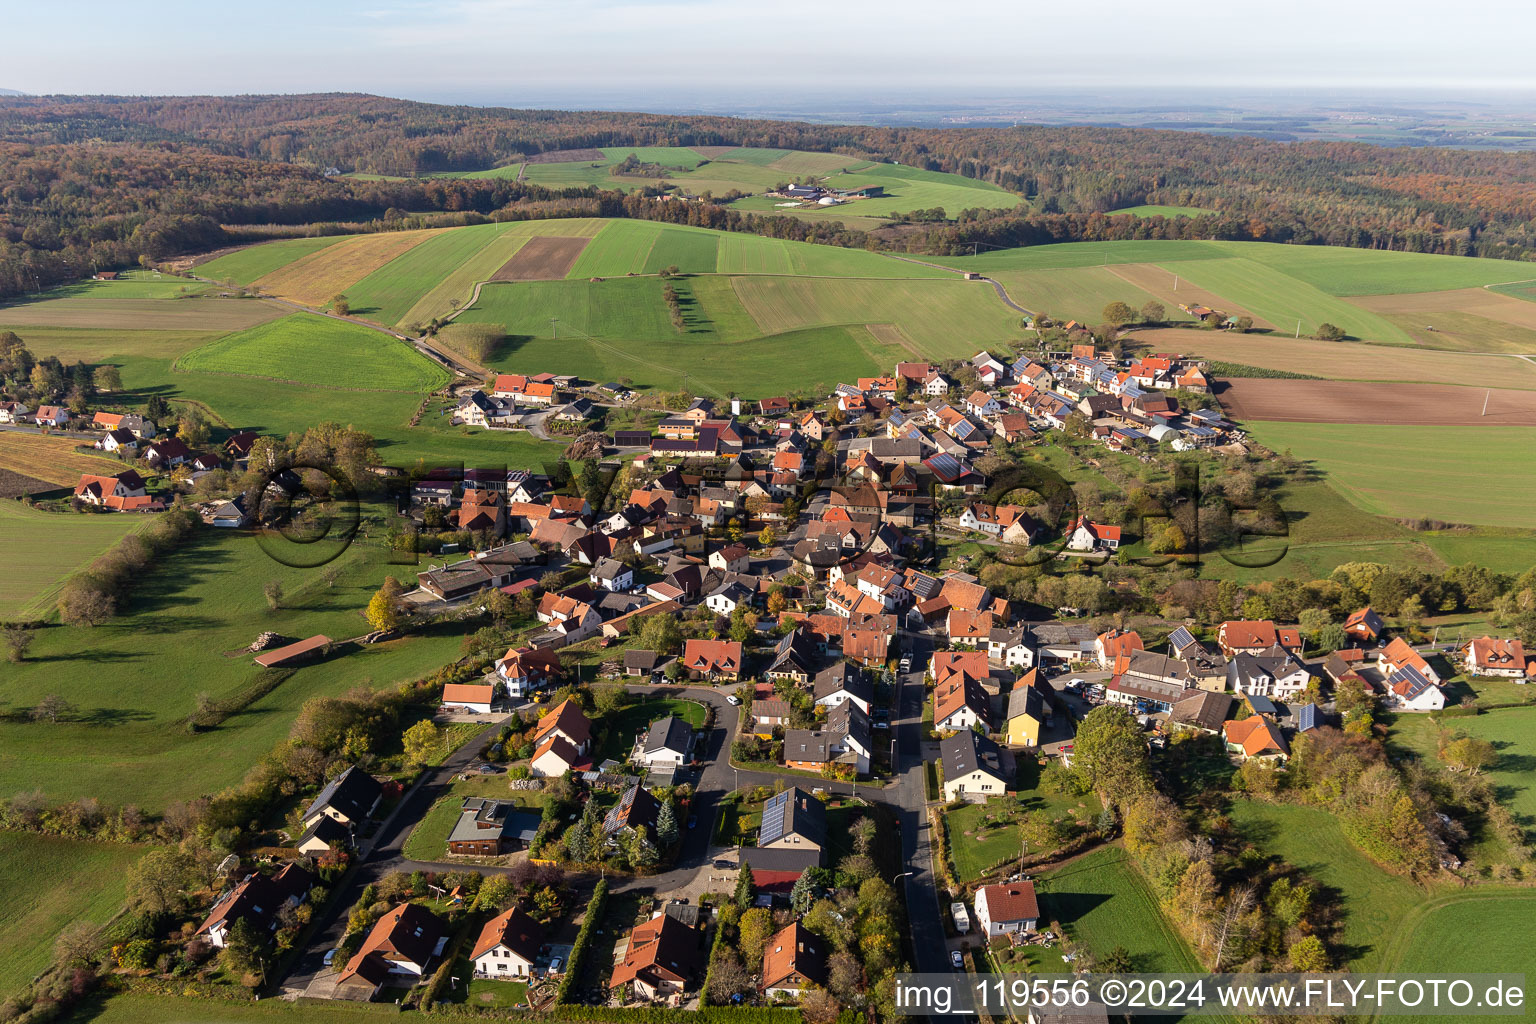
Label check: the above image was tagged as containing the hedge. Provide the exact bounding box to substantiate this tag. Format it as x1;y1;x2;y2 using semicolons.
549;1007;799;1023
556;879;607;1005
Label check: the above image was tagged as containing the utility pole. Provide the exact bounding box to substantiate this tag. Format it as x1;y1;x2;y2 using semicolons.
1295;320;1301;339
1482;389;1491;416
550;317;559;340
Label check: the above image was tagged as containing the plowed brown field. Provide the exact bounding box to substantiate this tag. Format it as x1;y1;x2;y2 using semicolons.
490;236;591;281
1217;378;1536;426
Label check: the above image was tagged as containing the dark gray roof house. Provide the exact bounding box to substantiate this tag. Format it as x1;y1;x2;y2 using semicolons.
302;765;382;827
758;786;826;853
643;716;694;760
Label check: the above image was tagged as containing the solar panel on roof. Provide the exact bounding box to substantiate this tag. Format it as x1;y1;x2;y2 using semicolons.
757;790;790;847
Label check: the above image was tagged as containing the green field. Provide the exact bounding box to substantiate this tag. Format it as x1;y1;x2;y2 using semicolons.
39;271;213;300
1227;801;1426;970
989;266;1190;326
1244;422;1536;529
1374;892;1536;1023
343;222;516;326
0;528;464;809
0;503;154;619
567;220;720;279
1111;205;1218;218
1039;846;1205;973
0;834;148;998
197;237;350;285
175;313;451;391
1418;531;1536;574
458;275;911;396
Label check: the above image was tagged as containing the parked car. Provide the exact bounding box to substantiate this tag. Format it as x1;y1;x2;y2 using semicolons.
899;657;912;672
950;950;964;969
323;949;339;967
874;720;889;730
548;956;564;975
726;694;742;706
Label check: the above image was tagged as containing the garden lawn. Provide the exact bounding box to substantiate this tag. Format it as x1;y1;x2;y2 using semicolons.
402;780;546;862
64;993;406;1022
463;977;529;1008
0;528;465;809
0;502;154;618
1227;800;1426;970
1038;846;1204;974
175;313;450;391
1242;422;1536;529
944;762;1101;884
592;698;706;764
0;833;149;999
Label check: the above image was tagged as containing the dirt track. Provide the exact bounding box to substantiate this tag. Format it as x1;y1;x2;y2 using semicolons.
489;236;591;281
1217;378;1536;426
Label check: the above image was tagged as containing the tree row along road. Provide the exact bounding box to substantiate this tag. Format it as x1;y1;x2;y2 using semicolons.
279;652;954;1001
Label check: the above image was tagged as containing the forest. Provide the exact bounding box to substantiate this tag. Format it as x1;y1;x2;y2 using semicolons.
2;93;1535;300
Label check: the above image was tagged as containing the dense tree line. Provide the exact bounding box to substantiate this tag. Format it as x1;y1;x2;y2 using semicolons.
4;94;1536;302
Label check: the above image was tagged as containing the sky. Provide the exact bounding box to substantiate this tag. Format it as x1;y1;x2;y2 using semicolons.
7;0;1536;106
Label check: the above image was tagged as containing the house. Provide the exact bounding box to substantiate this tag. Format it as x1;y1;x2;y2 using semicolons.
441;683;496;714
1065;517;1121;553
813;662;872;713
301;765;382;831
959;502;1038;543
143;437;194;468
758;787;825;860
988;626;1034;669
589;557;634;592
708;543;752;573
535;591;601;642
1223;717;1289;763
447;797;541;855
782;702;871;775
1166;690;1235;736
1004;671;1050;747
196;863;312;948
602;784;662;840
96;428;139;453
1378;637;1442;685
1343;607;1386;644
974;880;1040;937
941;730;1010;803
495;646;562;697
1463;636;1528;679
705;580;755;617
33;405;68;427
608;913;700;1003
471;906;543;979
624;649;660;677
492;373;557;405
0;401;32;424
681;639;743;681
295;814;352;855
932;651;991;733
1094;628;1144;669
530;735;586;778
334;904;445;999
751;698;791;736
1104;673;1188;713
1217;620;1303;658
532;699;592;755
965;390;1002;418
455;390;514;427
636;716;693;768
1226;648;1311;701
1387;665;1446;711
761;922;826;1000
74;470;147;507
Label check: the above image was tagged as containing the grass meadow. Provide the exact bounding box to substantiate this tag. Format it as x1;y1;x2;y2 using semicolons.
988;266;1188;326
0;529;464;809
1039;846;1206;974
1242;422;1536;529
0;502;153;618
64;993;408;1023
1388;708;1536;846
174;313;451;391
0;834;149;998
1226;801;1426;970
1375;891;1536;1022
1111;204;1217;217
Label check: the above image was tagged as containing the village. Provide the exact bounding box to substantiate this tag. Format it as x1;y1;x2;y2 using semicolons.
10;339;1523;1021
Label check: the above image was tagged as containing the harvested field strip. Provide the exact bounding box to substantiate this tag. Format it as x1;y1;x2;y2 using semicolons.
253;229;438;306
1108;263;1267;327
492;236;591;281
526;147;604;163
1347;286;1536;327
398;233;529;328
730;276;1023;357
0;501;152;618
866;322;918;354
0;325;223;363
0;431;141;487
345;222;511;326
1217;379;1536;426
1242;422;1536;529
767;150;871;175
195;235;348;284
0;297;282;332
1372;312;1536;355
1136;328;1536;390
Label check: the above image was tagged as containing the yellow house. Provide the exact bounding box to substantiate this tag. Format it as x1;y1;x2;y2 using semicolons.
1004;670;1050;747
